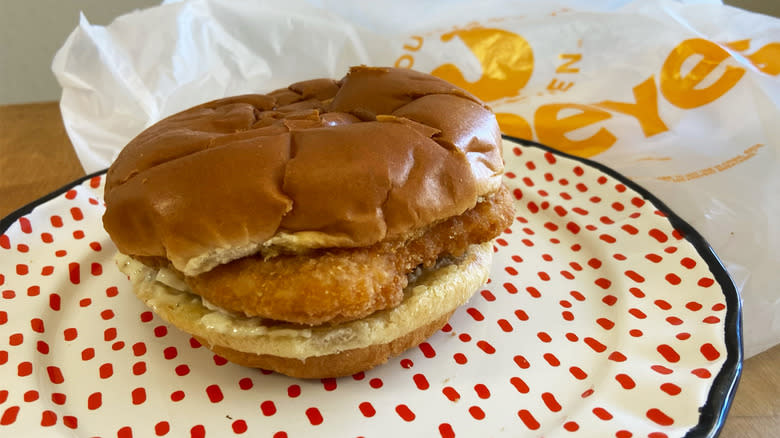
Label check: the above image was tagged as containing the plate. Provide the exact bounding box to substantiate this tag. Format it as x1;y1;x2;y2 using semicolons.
0;137;741;437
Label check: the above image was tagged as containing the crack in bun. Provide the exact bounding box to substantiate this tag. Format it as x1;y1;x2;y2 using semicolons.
103;66;504;276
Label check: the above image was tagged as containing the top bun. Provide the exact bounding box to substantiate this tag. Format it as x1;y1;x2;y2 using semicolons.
102;66;504;276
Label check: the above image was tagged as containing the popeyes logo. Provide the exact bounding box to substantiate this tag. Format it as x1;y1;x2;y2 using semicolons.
395;24;780;158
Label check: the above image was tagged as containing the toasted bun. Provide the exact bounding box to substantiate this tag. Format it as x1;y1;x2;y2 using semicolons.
199;312;454;379
116;242;492;378
103;66;504;276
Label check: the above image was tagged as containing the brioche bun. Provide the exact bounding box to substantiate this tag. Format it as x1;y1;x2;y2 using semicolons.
103;66;503;276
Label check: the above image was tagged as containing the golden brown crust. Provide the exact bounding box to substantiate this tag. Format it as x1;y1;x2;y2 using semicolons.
185;185;513;325
197;311;453;379
102;66;504;276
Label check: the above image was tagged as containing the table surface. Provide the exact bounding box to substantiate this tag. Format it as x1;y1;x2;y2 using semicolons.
1;101;778;437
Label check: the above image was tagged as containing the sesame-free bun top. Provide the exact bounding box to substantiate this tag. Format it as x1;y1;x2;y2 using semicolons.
102;66;504;276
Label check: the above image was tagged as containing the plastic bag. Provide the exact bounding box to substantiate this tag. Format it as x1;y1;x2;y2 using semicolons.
52;0;780;357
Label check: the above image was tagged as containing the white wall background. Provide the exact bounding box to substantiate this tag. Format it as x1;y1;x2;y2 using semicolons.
0;0;160;104
0;0;778;105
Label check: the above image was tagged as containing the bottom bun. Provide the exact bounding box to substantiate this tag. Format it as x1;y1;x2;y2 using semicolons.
117;241;493;378
196;311;454;378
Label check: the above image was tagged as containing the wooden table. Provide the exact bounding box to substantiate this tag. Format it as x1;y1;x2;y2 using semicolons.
1;101;778;436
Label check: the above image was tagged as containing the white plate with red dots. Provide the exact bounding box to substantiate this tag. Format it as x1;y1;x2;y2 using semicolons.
0;137;741;438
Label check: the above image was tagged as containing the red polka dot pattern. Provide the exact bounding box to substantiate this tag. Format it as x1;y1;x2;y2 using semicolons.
0;142;732;436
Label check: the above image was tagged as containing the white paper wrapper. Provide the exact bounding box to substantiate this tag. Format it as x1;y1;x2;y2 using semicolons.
52;0;779;358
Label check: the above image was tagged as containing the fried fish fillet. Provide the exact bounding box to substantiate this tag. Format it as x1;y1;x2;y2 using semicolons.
135;185;513;326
